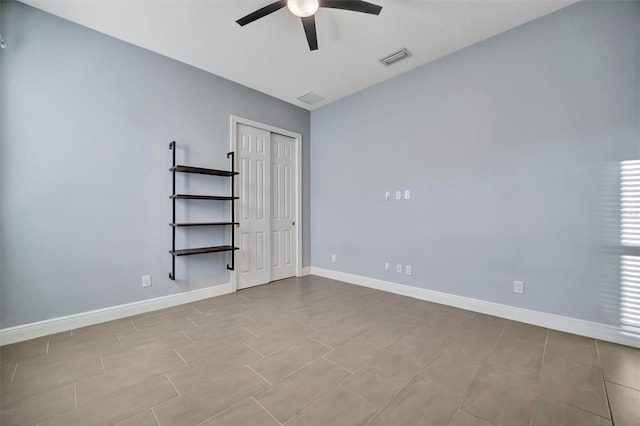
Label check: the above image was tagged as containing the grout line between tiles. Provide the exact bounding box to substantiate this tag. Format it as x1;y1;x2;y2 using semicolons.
151;408;161;426
70;329;74;336
165;373;181;396
242;326;260;338
45;340;50;356
182;330;196;344
306;335;334;350
322;355;355;376
244;342;266;358
251;396;283;426
340;383;373;404
195;397;253;426
246;365;273;385
116;335;124;349
192;306;204;315
595;341;614;422
10;363;18;382
240;313;256;322
525;329;551;425
99;355;106;373
130;320;138;331
174;349;189;366
187;317;200;328
74;382;78;408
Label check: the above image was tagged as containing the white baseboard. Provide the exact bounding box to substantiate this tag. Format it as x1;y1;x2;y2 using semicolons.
301;267;311;276
0;283;233;346
310;267;640;349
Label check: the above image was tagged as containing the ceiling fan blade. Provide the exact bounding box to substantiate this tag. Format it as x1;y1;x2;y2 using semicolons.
319;0;382;15
301;16;318;51
236;0;287;26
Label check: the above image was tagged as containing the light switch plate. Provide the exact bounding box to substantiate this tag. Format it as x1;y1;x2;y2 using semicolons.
404;190;411;200
405;265;412;275
514;280;524;294
385;192;391;200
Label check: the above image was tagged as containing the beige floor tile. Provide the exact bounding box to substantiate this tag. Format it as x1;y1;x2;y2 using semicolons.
501;322;547;346
245;318;318;356
369;374;462;426
191;302;249;319
530;397;612;426
538;355;609;419
113;409;159;426
462;364;537;426
0;337;49;366
394;298;443;320
177;327;256;363
447;409;495;426
545;330;599;367
420;349;483;398
441;322;502;361
187;312;255;330
249;337;330;383
309;314;380;348
117;329;192;352
154;367;269;426
324;316;420;372
77;349;185;406
597;340;640;390
131;316;198;334
0;383;75;426
470;313;508;329
424;306;474;333
486;335;544;379
167;343;263;394
41;374;176;426
71;317;137;338
254;358;351;423
606;381;640;426
343;328;449;405
287;386;379;426
200;398;279;426
2;351;103;408
46;332;122;358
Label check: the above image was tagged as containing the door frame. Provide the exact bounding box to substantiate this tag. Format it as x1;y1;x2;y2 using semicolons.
229;115;303;291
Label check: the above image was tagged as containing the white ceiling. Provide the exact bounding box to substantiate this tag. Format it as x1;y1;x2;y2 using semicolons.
20;0;578;110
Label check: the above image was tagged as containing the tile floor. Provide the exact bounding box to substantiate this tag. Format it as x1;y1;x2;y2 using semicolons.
1;275;639;426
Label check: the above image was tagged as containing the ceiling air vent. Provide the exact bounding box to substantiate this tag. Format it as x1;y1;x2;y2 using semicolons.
379;48;412;66
297;92;325;105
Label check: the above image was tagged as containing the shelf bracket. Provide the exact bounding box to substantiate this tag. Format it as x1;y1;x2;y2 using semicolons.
226;151;236;271
169;141;176;280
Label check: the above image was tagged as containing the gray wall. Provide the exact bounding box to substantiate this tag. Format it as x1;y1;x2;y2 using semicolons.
0;1;310;328
311;0;640;325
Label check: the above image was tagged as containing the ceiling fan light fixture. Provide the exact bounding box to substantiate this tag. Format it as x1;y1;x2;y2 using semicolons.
287;0;319;17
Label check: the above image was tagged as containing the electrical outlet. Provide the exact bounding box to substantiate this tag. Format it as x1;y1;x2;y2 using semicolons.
385;191;391;200
404;190;411;200
514;280;524;294
142;275;152;288
331;254;336;263
384;262;390;271
405;265;412;275
395;191;402;200
396;264;402;273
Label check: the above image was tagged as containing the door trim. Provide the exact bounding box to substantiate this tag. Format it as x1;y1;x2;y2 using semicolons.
229;115;303;291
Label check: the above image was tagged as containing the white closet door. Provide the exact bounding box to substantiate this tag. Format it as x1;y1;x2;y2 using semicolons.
237;124;271;289
271;133;297;281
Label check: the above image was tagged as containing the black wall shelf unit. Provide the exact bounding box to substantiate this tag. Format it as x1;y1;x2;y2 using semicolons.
169;141;238;280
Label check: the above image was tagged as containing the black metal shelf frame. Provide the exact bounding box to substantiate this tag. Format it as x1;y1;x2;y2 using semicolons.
168;141;237;280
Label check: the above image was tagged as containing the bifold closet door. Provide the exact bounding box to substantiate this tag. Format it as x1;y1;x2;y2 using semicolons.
237;124;271;289
271;133;296;281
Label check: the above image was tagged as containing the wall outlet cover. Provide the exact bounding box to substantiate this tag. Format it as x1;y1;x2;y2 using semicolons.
384;262;390;271
514;280;524;294
142;275;152;288
385;192;391;200
331;254;336;263
395;191;402;200
405;265;412;275
396;264;402;273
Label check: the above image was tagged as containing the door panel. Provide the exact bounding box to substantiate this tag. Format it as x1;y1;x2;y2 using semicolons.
271;133;296;281
237;124;271;289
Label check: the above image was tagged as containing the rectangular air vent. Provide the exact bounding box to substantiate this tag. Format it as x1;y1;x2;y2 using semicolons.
298;92;325;105
379;48;412;66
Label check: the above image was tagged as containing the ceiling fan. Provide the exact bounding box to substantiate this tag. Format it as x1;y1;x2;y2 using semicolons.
236;0;383;51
